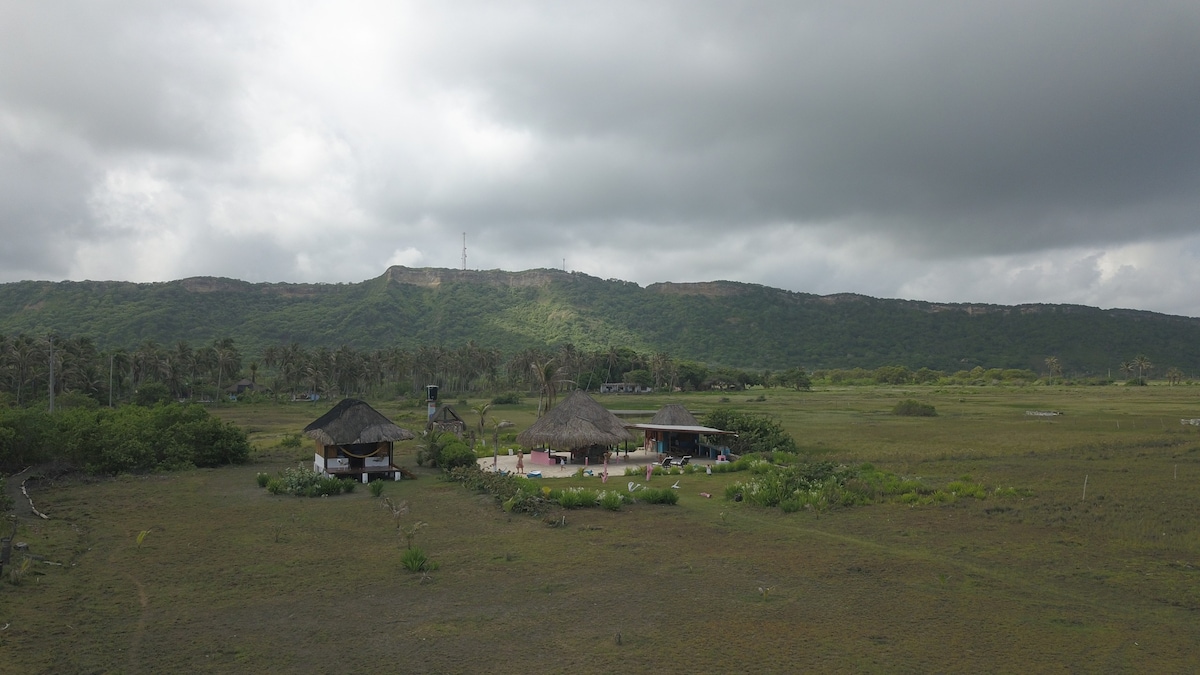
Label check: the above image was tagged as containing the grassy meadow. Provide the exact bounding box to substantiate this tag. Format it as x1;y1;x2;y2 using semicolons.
4;384;1200;672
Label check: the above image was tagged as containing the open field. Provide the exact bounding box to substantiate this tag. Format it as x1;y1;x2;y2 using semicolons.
4;385;1200;672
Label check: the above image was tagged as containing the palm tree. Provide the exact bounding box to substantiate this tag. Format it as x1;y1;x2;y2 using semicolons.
213;340;241;400
1118;361;1134;381
1133;355;1153;383
7;336;36;405
106;348;131;405
530;359;568;417
1044;356;1061;385
1165;367;1184;386
471;402;493;449
605;346;622;384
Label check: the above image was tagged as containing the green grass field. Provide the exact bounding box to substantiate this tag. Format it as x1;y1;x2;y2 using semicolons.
4;385;1200;672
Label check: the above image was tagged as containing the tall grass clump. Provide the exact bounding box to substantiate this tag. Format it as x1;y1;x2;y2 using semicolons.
598;490;625;511
400;546;438;573
892;400;937;417
555;487;600;509
637;488;679;505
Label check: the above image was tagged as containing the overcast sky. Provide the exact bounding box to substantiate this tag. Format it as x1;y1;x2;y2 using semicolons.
4;1;1200;316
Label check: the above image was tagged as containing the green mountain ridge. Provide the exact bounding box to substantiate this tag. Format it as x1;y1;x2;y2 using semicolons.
1;266;1197;374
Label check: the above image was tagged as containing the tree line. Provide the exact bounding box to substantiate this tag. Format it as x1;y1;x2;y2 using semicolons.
2;332;1189;411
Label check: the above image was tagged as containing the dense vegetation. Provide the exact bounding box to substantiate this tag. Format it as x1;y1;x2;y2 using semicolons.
2;266;1199;375
0;402;250;474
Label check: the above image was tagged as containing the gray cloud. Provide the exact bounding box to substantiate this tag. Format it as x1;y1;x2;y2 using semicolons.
3;0;1200;316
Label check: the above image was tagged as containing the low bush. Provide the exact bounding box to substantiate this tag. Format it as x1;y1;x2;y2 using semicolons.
446;465;544;513
892;400;937;417
255;472;270;488
637;488;679;505
263;465;355;497
598;490;625;511
946;476;987;499
491;392;523;405
438;441;478;470
556;487;599;509
400;546;437;573
369;480;386;498
703;408;798;455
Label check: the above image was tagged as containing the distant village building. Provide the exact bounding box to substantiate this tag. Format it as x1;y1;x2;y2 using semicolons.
225;379;270;398
600;382;653;394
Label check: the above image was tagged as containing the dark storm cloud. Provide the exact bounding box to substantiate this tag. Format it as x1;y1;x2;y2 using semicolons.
3;0;1200;315
418;0;1200;257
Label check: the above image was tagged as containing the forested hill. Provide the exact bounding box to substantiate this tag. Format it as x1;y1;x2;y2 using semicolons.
1;265;1198;374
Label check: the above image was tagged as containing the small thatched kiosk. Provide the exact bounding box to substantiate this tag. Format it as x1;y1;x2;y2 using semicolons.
426;405;467;437
305;398;415;482
517;390;634;465
630;403;735;459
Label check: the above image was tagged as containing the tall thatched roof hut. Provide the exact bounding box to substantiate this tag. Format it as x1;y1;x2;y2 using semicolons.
305;399;415;482
517;390;633;465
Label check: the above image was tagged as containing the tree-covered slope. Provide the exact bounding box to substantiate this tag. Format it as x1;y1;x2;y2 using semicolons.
1;266;1198;374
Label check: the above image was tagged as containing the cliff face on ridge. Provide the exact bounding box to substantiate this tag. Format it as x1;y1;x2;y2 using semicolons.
1;266;1198;373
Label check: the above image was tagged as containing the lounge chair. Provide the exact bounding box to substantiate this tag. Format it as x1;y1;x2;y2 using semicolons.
677;456;691;467
660;457;675;468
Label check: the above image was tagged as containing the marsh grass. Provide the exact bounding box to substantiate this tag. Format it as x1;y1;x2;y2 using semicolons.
5;386;1200;671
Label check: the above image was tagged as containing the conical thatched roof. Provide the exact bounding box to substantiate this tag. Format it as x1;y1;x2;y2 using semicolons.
517;390;633;450
650;403;700;427
304;399;416;445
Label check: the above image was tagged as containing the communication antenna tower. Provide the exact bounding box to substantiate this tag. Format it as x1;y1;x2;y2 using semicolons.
462;233;467;270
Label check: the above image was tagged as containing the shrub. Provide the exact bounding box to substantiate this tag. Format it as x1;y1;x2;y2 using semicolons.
724;460;953;512
446;464;545;513
556;488;588;509
264;465;354;497
279;433;303;448
419;430;478;469
637;488;679;505
255;472;270;488
133;382;172;407
369;480;385;498
401;546;436;572
946;480;986;499
703;409;798;455
599;490;624;511
491;392;522;405
438;441;478;470
892;400;937;417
